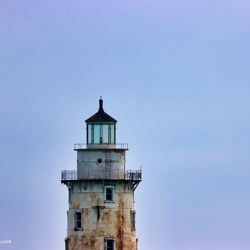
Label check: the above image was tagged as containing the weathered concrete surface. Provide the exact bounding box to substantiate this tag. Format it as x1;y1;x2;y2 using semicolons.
76;149;126;180
66;180;137;250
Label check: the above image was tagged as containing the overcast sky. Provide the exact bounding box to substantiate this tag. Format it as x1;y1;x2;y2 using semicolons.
1;1;250;249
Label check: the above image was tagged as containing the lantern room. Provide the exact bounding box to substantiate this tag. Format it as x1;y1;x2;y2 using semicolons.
85;97;117;148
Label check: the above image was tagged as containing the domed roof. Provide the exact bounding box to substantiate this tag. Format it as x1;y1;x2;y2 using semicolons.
85;98;117;123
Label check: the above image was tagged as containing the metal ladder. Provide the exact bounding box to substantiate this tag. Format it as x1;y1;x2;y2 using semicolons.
105;151;111;179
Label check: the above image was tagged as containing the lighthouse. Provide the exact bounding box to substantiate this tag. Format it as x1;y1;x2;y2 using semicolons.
61;98;142;250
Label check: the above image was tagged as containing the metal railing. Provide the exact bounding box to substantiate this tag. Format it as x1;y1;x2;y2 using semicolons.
125;170;142;180
61;170;77;180
74;143;128;150
61;169;141;181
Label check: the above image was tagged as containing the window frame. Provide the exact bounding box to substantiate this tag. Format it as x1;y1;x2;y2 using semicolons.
68;187;72;203
131;210;136;231
105;237;115;250
104;185;114;202
65;238;69;250
74;210;82;231
87;124;116;144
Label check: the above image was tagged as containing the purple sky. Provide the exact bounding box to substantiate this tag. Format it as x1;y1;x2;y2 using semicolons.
1;1;250;249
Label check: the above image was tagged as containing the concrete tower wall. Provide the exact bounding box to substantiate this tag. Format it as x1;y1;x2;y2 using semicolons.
66;180;137;250
62;99;141;250
77;150;126;180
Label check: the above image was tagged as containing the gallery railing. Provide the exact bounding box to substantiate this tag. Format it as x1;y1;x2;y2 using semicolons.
61;169;141;181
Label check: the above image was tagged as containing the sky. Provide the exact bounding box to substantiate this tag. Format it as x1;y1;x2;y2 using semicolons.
0;0;250;249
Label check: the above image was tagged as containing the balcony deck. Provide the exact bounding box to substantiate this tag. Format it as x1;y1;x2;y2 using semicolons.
61;168;142;190
61;169;141;181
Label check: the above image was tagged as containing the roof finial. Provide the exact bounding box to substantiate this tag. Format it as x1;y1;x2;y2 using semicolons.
99;96;103;111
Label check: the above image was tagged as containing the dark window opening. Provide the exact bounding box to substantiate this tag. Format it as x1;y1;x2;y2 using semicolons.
68;188;71;203
131;211;136;230
105;238;115;250
105;187;114;201
65;238;69;250
74;211;82;230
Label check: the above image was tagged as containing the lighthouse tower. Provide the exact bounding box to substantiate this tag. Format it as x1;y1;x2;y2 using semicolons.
61;98;142;250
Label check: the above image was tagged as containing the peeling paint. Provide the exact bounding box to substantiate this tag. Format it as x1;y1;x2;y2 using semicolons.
62;101;141;249
64;179;139;250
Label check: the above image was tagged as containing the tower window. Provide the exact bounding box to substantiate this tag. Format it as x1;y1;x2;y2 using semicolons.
131;211;136;230
105;238;115;250
105;186;114;202
74;211;82;230
68;188;71;203
65;238;69;250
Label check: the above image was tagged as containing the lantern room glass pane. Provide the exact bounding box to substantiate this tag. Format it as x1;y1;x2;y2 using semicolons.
110;125;115;143
102;125;109;143
93;125;100;143
87;124;92;143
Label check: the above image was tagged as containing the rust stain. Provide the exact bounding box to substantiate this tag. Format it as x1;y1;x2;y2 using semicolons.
89;193;98;205
116;208;125;250
67;181;138;250
83;234;96;248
